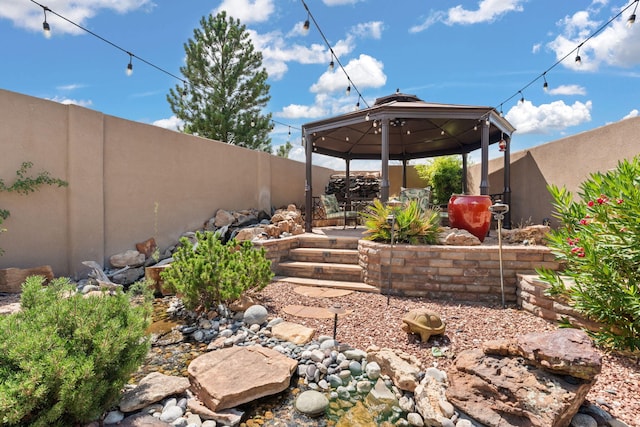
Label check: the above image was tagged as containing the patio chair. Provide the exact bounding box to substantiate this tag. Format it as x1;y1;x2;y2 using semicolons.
399;187;432;212
320;193;358;229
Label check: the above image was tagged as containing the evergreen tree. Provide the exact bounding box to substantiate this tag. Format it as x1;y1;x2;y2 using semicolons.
167;11;273;152
275;141;293;158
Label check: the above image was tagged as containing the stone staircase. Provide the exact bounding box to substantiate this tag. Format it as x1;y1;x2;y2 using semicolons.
276;234;378;293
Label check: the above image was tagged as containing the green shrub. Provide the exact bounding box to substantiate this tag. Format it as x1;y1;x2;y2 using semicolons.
160;231;273;311
0;276;151;426
361;199;440;245
415;155;463;205
537;156;640;352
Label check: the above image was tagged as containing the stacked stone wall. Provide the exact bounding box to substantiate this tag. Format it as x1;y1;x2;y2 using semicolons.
358;240;561;304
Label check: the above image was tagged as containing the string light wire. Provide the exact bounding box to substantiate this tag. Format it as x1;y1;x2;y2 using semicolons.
28;0;303;138
300;0;370;109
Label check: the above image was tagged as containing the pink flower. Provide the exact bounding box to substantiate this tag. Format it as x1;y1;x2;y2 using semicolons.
579;219;588;225
588;200;595;207
597;195;609;204
617;199;624;204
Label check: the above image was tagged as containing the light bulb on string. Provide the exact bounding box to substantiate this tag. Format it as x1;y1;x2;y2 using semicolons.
627;1;638;27
303;12;310;32
346;85;351;96
42;7;51;38
542;73;549;91
329;60;334;71
519;91;525;104
126;53;133;76
575;46;582;64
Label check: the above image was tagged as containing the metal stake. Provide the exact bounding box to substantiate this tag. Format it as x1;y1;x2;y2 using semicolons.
489;202;509;308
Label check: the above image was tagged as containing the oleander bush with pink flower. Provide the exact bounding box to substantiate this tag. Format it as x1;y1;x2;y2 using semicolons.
538;156;640;352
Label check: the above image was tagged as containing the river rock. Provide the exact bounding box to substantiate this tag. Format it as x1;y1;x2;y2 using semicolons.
119;372;190;413
188;345;298;411
437;228;481;246
366;347;423;392
446;346;597;427
295;390;329;417
110;250;145;268
243;304;268;325
414;375;449;426
483;328;602;380
271;321;316;345
214;209;236;227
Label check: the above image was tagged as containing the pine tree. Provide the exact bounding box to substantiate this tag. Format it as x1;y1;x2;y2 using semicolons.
167;11;273;152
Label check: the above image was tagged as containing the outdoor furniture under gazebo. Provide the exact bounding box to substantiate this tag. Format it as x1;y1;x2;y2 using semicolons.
302;92;516;232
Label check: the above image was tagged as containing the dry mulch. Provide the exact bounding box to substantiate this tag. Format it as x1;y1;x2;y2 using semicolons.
255;280;640;427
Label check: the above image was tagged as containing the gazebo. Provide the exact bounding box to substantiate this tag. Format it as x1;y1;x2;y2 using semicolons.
302;91;515;232
302;92;516;232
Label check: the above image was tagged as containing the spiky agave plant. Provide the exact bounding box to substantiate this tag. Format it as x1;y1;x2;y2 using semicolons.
361;199;440;245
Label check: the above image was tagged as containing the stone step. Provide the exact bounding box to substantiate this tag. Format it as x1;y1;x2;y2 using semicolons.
277;261;363;283
288;247;359;264
296;234;359;250
274;276;379;293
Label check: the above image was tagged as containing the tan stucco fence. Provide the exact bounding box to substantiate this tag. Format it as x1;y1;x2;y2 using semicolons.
0;89;334;277
468;115;640;227
2;87;639;278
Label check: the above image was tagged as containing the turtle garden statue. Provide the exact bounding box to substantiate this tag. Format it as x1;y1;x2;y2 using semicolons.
401;309;446;342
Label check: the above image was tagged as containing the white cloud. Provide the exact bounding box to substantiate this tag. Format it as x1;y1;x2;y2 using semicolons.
322;0;363;5
532;43;541;54
248;30;354;80
547;84;587;96
410;0;525;32
153;115;184;131
213;0;274;24
622;109;639;120
48;96;93;108
351;21;384;39
56;83;86;91
278;104;327;119
505;99;592;134
0;0;154;35
310;54;386;93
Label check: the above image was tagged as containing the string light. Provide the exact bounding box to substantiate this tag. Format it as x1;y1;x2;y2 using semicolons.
575;45;582;64
542;73;548;91
628;0;638;27
346;85;351;96
303;12;310;32
41;6;51;38
519;91;525;104
329;59;334;71
126;53;133;76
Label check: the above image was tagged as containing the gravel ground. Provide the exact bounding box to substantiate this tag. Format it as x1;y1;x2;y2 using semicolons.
255;280;640;427
2;285;638;426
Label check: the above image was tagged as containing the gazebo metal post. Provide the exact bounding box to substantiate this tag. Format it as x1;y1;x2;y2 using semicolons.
304;132;313;232
462;153;468;194
402;159;408;189
381;118;390;202
345;158;351;210
503;135;512;228
480;119;490;195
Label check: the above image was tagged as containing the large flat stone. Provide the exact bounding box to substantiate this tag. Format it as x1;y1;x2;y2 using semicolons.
119;372;190;413
446;348;595;427
188;346;298;412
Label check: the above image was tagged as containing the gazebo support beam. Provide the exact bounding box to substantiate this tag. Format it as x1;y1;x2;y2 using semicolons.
304;133;313;232
480;119;490;195
381;118;390;201
503;135;511;228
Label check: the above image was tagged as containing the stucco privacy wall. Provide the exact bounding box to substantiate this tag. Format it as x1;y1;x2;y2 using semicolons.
0;89;334;277
468;116;640;227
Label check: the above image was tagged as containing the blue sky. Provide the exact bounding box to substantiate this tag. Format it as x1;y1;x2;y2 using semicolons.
2;0;639;169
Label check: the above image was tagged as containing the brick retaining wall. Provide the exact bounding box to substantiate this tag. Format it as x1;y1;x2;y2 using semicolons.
358;240;561;304
517;274;602;332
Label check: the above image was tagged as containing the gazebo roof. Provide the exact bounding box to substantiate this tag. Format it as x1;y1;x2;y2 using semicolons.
302;92;516;160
